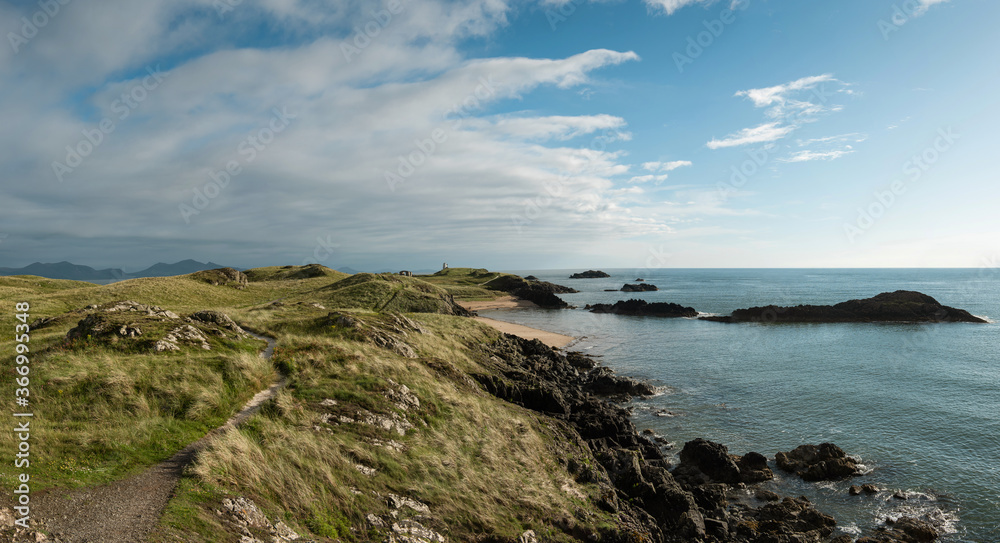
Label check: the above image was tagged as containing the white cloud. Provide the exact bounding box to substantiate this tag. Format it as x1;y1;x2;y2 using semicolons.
642;0;746;16
1;0;700;267
629;174;671;183
914;0;950;16
642;160;692;172
778;150;854;163
709;74;857;152
706;122;795;149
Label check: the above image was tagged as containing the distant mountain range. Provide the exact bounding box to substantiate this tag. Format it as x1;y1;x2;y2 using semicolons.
0;259;227;281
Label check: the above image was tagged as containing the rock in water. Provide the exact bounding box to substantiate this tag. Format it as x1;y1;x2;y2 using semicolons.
775;443;859;481
569;270;611;278
701;290;986;324
621;283;659;292
587;299;698;318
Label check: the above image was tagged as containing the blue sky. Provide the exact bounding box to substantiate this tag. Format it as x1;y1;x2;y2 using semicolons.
0;0;996;271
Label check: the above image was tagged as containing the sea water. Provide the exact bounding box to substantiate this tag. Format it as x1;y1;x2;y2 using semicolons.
481;269;1000;542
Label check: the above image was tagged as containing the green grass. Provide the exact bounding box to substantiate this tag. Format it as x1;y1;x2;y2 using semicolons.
415;267;519;301
0;267;624;542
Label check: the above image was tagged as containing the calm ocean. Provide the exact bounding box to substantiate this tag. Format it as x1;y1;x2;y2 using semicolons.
483;269;1000;542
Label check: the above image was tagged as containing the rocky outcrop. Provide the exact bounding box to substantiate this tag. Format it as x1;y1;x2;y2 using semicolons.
672;439;774;486
569;270;610;279
474;334;843;542
325;311;425;358
190;267;249;290
65;302;251;353
857;517;939;542
582;366;656;399
621;283;658;292
775;443;860;481
219;496;303;542
701;291;986;324
587;299;698;318
484;275;577;309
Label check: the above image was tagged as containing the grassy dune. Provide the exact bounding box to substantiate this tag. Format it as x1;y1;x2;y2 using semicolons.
1;267;619;542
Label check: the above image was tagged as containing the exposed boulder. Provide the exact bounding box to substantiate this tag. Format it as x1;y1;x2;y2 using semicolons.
569;270;610;279
775;443;859;481
587;299;698;318
188;310;250;338
672;438;773;486
190;267;249;290
583;366;656;399
621;283;659;292
857;517;939;542
701;290;986;324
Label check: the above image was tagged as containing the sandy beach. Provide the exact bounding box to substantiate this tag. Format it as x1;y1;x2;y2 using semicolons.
472;316;575;349
459;295;539;311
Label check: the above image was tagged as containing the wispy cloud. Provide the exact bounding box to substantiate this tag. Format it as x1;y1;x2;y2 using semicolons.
778;149;854;163
708;74;857;155
707;122;795;149
643;0;745;15
914;0;950;16
641;160;692;172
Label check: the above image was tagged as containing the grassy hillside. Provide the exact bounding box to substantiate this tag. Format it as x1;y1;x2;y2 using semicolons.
415;267;515;301
0;266;623;542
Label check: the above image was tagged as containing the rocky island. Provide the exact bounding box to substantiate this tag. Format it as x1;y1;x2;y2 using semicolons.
700;290;987;324
621;283;658;292
587;298;698;317
569;270;611;279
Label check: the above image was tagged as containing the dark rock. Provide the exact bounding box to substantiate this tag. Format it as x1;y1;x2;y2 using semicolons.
583;367;655;399
587;299;698;318
862;484;879;494
524;275;539;281
569;270;611;279
737;451;774;483
565;351;597;370
676;439;742;485
893;491;908;500
621;283;659;292
861;516;939;542
483;275;577;309
674;439;773;487
701;290;986;324
850;485;862;496
755;489;781;502
775;443;859;481
634;278;645;282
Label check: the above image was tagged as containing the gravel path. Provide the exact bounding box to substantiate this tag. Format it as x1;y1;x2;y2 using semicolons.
33;332;280;543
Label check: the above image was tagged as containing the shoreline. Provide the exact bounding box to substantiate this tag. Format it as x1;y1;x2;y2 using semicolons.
472;316;575;349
